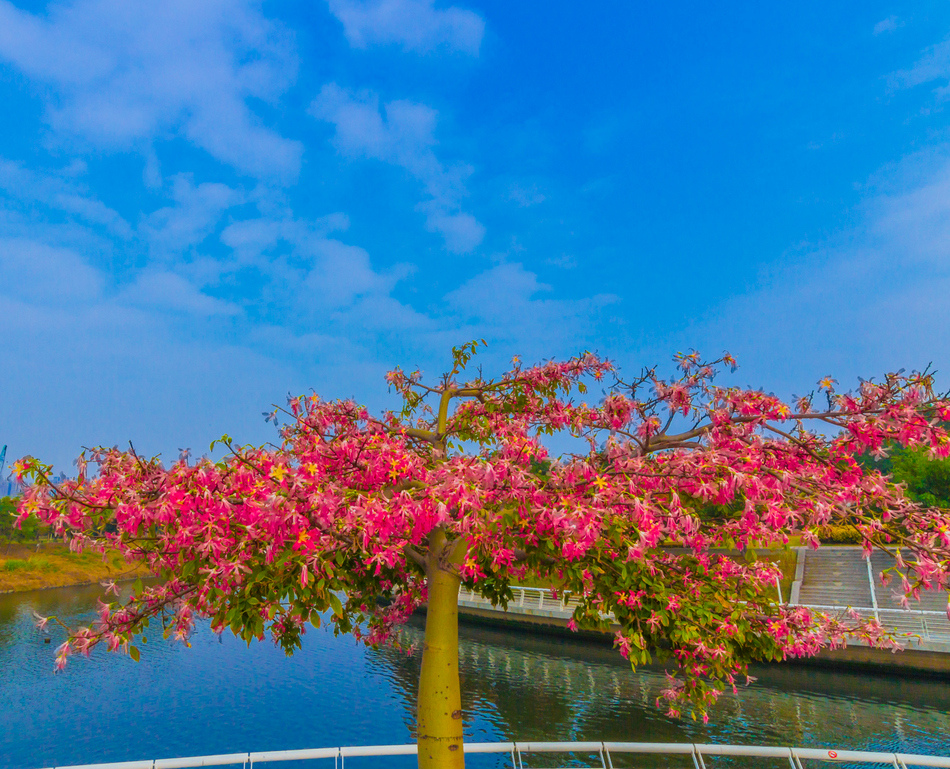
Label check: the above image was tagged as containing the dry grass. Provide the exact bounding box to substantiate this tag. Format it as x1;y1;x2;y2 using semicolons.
0;542;150;593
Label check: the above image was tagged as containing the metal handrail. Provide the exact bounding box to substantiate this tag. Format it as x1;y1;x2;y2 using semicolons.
38;741;950;769
456;586;950;644
460;585;949;617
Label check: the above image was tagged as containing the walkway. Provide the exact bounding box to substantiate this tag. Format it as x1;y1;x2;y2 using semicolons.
793;547;950;652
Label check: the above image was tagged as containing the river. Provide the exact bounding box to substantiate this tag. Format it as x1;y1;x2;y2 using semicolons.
2;584;949;769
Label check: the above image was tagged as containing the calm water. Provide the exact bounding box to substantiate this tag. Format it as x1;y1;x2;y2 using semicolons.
2;583;950;769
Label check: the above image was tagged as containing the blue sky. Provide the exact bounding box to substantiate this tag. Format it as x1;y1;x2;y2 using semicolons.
2;0;950;473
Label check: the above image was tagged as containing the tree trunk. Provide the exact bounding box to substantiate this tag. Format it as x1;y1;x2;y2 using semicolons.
417;530;465;769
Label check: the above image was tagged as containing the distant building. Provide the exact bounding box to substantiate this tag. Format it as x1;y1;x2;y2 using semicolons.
3;478;23;497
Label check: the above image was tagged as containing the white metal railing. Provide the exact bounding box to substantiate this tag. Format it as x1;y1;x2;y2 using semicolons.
37;741;950;769
457;586;950;645
457;585;582;618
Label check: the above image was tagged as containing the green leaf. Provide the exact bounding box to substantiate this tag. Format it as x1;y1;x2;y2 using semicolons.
329;592;344;617
129;646;140;662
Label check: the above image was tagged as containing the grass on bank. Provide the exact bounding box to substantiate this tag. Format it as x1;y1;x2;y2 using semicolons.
0;543;150;593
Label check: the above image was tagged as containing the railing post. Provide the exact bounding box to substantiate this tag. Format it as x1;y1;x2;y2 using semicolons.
692;744;707;769
789;547;805;605
866;557;880;622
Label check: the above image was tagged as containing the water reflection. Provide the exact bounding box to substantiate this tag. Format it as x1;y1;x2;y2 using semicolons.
1;586;949;769
373;619;950;756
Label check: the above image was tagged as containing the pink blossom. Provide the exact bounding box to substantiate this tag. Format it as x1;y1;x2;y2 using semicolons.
13;347;950;719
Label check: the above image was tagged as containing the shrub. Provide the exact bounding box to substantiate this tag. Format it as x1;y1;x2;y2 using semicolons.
815;525;863;544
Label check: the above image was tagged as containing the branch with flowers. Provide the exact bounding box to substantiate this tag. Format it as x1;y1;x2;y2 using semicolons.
15;341;950;769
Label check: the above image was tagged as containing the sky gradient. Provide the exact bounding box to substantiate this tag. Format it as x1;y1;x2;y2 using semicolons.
2;0;950;473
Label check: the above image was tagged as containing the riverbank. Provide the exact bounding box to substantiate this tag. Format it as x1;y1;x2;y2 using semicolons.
0;542;149;594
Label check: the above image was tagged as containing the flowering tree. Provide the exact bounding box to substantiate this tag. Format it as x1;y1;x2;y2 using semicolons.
17;342;950;769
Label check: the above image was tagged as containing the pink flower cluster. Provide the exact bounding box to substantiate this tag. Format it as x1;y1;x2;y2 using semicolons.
15;347;950;716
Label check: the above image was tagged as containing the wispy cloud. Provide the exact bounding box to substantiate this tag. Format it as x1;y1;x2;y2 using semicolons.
220;210;423;324
327;0;484;55
873;16;902;36
889;37;950;99
675;148;950;392
444;263;618;350
0;157;132;238
141;174;245;258
310;83;485;252
118;270;242;316
506;183;546;207
0;0;302;180
0;237;104;303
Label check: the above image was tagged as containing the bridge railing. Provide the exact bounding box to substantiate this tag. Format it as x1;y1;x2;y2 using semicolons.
39;741;950;769
456;586;950;645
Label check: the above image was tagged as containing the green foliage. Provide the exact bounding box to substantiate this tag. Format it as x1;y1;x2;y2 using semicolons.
889;448;950;508
2;557;56;573
859;437;950;508
0;496;43;543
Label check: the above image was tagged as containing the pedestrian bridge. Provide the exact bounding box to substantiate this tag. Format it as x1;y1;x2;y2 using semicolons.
457;547;950;654
37;741;950;769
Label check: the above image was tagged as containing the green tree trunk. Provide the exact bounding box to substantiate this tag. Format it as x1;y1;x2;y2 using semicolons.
416;529;465;769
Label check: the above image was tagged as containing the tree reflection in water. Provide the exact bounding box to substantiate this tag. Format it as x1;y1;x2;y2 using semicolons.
4;585;950;769
368;618;950;758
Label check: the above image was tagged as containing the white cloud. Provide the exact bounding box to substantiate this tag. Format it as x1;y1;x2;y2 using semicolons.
0;0;302;180
865;159;950;262
141;174;244;257
0;237;104;302
873;16;902;35
889;38;950;99
671;149;950;395
419;206;484;253
312;85;441;172
0;212;626;478
219;210;425;327
444;262;618;348
301;237;401;310
220;216;289;255
0;157;132;237
327;0;484;55
119;270;242;316
0;286;299;475
310;83;484;252
506;183;546;207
